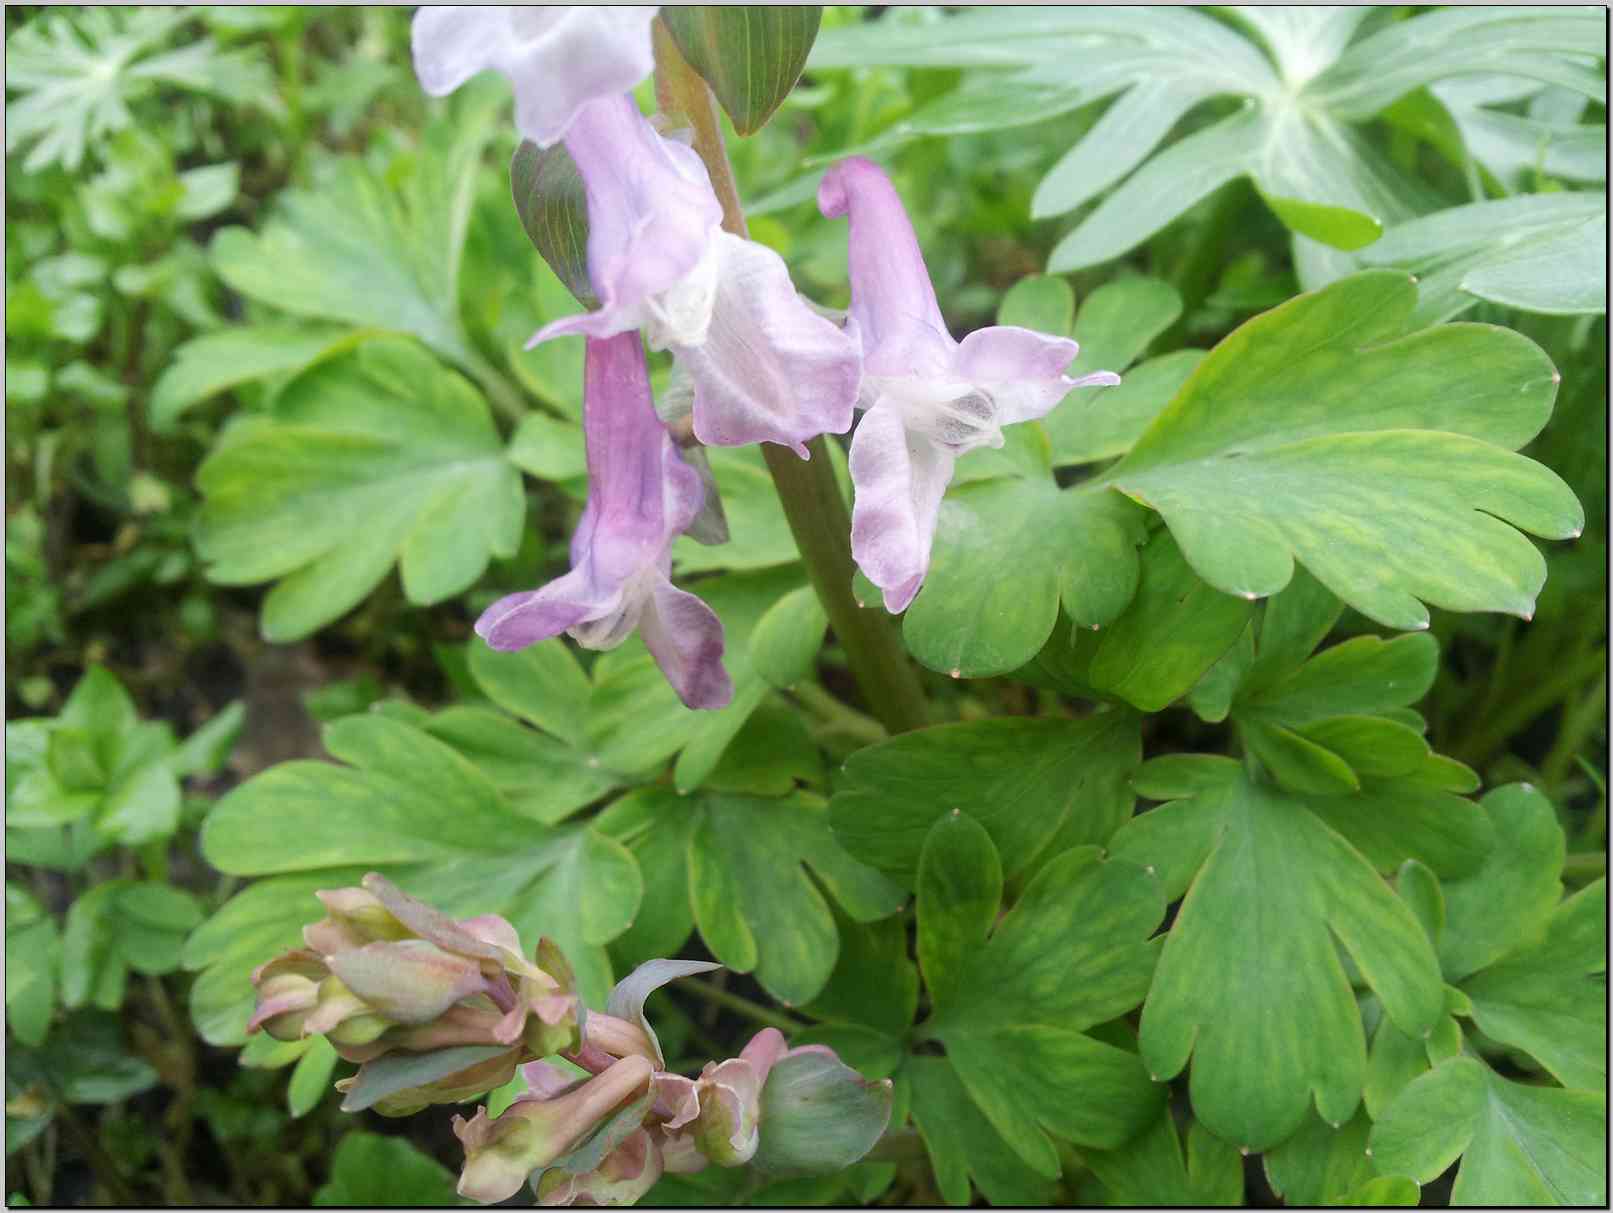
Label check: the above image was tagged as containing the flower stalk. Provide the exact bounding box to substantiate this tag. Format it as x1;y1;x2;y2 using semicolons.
652;22;930;735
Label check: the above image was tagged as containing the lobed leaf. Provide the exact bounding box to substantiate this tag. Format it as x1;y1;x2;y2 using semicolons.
1106;271;1582;629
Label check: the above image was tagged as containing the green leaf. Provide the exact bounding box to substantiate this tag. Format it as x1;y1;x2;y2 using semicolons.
799;912;917;1040
209;79;502;368
1052;350;1205;468
831;710;1140;886
996;274;1074;336
148;325;366;430
5;9;274;173
1259;193;1383;251
5;883;60;1047
1438;784;1565;981
1460;877;1606;1090
505;412;587;486
312;1130;461;1206
287;1035;338;1118
7;1011;158;1106
167;701;245;779
690;792;904;1005
1068;276;1184;379
915;812;1001;1010
1086;530;1254;712
1032;78;1214;221
907;1056;1056;1207
917;818;1166;1170
1106;271;1582;629
662;7;823;135
420;707;618;826
199;715;642;1006
595;791;698;970
60;880;202;1013
1264;1109;1376;1206
748;585;828;689
1312;8;1607;121
1363;193;1607;325
1110;766;1444;1149
902;477;1148;675
465;637;593;749
599;787;901;1007
1369;1056;1606;1205
1086;1106;1244;1206
1342;1176;1421;1206
195;339;523;642
510;139;596;309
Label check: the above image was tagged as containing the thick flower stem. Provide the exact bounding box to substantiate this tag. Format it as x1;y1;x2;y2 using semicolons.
653;24;930;735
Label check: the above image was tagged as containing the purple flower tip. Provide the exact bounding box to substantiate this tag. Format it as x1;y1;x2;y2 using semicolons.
475;333;733;711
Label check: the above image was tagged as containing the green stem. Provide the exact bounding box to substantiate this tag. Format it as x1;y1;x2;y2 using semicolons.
462;351;531;425
654;23;930;735
792;680;888;747
1542;672;1607;792
679;978;809;1035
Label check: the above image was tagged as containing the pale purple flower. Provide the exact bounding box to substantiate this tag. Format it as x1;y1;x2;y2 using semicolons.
527;95;861;458
411;6;659;148
475;332;733;711
819;157;1121;613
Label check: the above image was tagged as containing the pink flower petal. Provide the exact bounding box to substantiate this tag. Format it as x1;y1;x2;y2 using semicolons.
818;156;948;358
675;234;861;455
848;403;957;614
411;7;658;148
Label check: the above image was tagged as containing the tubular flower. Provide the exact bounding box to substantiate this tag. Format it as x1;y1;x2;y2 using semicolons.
454;1055;657;1204
527;95;860;458
411;6;659;148
818;156;1122;613
474;332;733;710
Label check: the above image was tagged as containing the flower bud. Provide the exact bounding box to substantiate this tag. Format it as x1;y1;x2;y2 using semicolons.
454;1056;655;1203
247;951;326;1040
328;939;493;1024
535;1128;663;1207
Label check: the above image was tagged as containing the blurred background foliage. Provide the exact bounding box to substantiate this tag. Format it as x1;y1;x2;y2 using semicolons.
4;5;1605;1206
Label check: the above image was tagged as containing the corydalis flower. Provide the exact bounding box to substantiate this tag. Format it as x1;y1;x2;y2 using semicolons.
249;874;581;1117
455;1055;656;1203
411;6;659;148
818;157;1121;613
655;1027;791;1167
475;332;733;711
528;95;860;458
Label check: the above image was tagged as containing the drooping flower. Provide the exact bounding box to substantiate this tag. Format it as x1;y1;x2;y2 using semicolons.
475;331;734;711
818;156;1122;613
454;1055;657;1203
535;1127;664;1206
527;95;861;458
411;6;660;148
658;1027;790;1167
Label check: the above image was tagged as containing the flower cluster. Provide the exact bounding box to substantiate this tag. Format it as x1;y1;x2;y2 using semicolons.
250;881;892;1207
249;872;579;1115
411;6;1118;703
